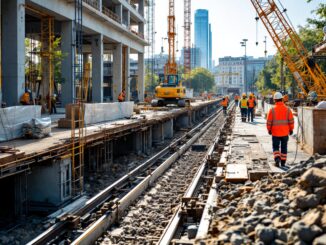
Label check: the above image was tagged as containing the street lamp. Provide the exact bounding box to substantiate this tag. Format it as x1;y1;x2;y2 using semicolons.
240;39;248;94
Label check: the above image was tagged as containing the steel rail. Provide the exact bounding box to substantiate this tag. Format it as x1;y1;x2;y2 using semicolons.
71;107;224;245
27;105;222;245
158;103;234;245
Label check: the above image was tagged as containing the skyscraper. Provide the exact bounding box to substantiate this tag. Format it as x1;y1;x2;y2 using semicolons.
195;9;209;69
209;24;212;70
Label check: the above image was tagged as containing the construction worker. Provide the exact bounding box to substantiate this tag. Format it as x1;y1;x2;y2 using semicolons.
220;97;228;116
266;92;294;167
118;89;126;102
225;95;229;106
234;94;240;106
283;93;289;104
20;90;31;105
247;95;256;122
239;93;248;122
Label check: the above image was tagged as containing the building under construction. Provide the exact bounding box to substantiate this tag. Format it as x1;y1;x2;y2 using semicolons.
0;0;326;244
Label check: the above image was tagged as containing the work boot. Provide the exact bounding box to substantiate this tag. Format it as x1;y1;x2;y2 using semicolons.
275;157;281;167
281;160;286;167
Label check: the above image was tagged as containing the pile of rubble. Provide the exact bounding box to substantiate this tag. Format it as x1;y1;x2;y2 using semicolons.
199;155;326;245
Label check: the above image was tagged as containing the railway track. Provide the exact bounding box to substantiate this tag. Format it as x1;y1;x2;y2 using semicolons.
27;104;232;245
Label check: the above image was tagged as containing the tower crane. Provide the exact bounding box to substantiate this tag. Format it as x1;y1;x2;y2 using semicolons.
250;0;326;101
151;0;189;107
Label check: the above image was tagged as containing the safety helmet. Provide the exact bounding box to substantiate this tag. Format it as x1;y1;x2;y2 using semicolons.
242;93;246;97
273;92;283;100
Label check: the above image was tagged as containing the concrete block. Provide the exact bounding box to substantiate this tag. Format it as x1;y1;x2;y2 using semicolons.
0;106;41;142
297;107;326;154
163;119;173;139
152;123;164;144
83;102;134;125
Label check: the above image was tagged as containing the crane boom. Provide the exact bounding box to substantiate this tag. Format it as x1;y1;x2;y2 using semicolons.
250;0;326;99
165;0;177;76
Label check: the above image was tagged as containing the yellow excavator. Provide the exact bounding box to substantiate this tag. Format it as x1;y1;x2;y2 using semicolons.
151;0;190;107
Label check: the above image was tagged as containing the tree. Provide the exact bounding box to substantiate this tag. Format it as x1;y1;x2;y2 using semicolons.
184;67;215;93
145;67;158;92
255;2;326;94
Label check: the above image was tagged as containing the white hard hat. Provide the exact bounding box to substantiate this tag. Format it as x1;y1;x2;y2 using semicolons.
273;92;283;100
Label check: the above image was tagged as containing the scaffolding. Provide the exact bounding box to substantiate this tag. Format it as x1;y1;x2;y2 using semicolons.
71;0;85;196
146;0;155;84
183;0;191;76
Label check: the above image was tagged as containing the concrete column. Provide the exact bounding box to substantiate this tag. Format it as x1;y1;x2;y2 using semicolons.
133;132;142;154
123;46;130;101
98;0;102;11
139;0;145;16
138;52;145;101
61;21;75;106
115;4;122;22
152;123;164;144
91;34;104;102
123;9;130;27
163;119;174;139
113;43;122;101
2;0;25;106
176;114;190;129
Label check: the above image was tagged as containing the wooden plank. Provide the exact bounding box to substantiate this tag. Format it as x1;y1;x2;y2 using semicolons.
225;164;248;182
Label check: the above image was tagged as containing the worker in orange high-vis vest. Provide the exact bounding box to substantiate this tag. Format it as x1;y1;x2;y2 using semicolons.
266;92;294;167
220;97;228;116
118;89;126;102
247;95;256;122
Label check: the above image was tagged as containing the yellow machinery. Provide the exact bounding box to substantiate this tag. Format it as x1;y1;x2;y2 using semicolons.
152;0;189;107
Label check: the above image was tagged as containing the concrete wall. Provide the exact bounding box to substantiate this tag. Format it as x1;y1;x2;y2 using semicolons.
297;107;326;155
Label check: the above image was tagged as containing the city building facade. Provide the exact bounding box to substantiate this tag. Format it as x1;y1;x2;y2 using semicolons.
216;56;273;95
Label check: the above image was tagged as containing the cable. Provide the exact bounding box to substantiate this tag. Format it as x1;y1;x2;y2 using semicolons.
255;14;259;46
276;0;296;31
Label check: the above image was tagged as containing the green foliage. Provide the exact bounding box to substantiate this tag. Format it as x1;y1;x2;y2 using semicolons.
183;67;215;93
145;67;159;92
256;2;326;93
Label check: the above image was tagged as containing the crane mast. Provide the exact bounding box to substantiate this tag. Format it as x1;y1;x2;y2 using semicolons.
165;0;177;76
184;0;191;75
250;0;326;100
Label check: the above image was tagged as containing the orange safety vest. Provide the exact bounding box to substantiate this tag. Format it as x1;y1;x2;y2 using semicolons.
20;92;30;104
247;98;256;108
220;100;228;107
118;92;125;102
240;98;248;108
267;102;294;137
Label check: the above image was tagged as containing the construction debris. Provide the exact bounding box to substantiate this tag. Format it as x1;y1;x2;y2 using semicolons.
196;155;326;244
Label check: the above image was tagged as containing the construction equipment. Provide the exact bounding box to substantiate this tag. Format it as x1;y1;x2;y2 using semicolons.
151;0;189;107
250;0;326;101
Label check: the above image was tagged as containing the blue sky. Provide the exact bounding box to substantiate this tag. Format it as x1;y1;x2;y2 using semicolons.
154;0;324;63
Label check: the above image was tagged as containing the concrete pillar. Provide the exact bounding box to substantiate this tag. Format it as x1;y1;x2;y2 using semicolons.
113;43;122;101
2;0;25;106
123;9;130;27
91;34;104;102
176;114;190;129
61;21;75;106
123;46;130;101
115;4;122;22
138;52;145;101
139;0;145;16
163;119;174;139
152;123;164;144
133;132;142;154
98;0;102;11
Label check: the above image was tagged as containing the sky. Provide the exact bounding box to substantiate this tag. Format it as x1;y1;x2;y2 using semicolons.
153;0;324;64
